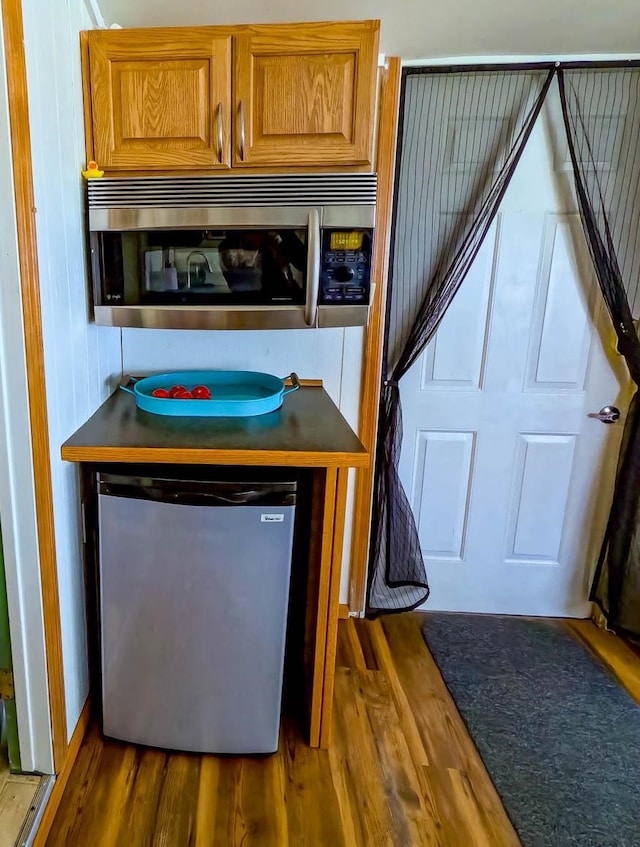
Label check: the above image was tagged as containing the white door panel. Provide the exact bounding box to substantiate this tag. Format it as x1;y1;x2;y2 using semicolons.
400;89;630;617
420;220;495;390
526;215;595;390
411;430;476;559
505;433;577;563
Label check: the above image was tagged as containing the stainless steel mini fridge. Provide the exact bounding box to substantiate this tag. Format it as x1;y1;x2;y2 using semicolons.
97;471;296;755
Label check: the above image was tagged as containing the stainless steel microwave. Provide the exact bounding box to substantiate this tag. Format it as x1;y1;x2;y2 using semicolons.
87;174;377;330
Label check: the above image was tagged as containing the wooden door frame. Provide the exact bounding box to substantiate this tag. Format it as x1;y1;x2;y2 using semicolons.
1;0;67;770
348;58;402;613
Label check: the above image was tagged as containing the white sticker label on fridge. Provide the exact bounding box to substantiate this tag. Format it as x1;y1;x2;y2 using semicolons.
261;514;285;523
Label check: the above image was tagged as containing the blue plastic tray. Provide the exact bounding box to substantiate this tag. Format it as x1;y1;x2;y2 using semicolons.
120;370;300;417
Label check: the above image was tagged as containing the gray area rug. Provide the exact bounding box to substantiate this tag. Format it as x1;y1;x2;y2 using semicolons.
422;614;640;847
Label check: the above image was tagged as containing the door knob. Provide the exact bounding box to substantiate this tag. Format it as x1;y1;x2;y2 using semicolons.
588;405;621;424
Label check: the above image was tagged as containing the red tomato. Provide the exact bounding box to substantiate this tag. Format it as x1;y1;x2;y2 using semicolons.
174;390;194;399
151;388;170;398
168;385;187;398
192;385;211;399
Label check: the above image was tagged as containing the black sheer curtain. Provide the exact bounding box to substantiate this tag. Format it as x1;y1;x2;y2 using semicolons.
367;69;555;614
559;68;640;637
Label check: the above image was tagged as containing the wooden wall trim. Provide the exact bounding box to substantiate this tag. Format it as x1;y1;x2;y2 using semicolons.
80;31;95;169
1;0;67;767
32;698;91;847
348;58;402;614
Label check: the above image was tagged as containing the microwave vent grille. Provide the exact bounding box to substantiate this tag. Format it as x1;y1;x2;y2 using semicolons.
88;174;378;209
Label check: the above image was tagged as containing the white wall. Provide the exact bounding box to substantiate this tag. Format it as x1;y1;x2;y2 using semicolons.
122;326;364;603
97;0;640;60
21;0;121;738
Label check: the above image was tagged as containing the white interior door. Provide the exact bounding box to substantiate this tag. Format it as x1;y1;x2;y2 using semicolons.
399;86;632;617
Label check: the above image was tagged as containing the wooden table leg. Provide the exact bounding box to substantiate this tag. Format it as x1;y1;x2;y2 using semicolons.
308;467;337;747
319;467;349;748
312;468;348;749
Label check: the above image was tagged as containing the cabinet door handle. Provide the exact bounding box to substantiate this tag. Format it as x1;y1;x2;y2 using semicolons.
304;208;321;327
217;103;224;164
239;100;246;162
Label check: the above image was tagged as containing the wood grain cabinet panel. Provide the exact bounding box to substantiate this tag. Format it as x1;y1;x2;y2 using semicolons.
87;29;232;170
233;21;379;167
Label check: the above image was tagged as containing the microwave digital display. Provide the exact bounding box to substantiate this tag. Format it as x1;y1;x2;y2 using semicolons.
329;231;364;251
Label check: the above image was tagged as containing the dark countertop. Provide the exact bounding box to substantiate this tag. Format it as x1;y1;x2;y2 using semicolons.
61;384;368;468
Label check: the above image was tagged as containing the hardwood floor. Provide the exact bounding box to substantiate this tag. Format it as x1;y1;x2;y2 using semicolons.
45;614;518;846
567;618;640;703
0;748;41;847
44;613;640;847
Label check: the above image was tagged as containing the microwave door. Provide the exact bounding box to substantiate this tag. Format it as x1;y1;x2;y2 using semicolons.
93;305;311;330
91;218;313;330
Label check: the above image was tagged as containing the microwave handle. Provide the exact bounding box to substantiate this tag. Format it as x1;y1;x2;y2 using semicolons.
304;208;321;327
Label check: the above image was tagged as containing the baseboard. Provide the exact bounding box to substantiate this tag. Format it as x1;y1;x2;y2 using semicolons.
31;697;91;847
338;604;350;619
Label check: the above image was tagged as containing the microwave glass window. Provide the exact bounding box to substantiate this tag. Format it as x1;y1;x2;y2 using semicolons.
95;229;308;307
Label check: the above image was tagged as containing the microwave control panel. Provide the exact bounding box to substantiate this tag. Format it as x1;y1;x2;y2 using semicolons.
319;229;372;305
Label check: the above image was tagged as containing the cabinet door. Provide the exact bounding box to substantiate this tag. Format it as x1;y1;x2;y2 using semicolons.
87;29;231;170
233;22;379;168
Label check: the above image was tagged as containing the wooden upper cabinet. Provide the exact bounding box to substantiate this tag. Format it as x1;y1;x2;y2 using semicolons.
82;21;380;173
233;21;379;168
86;29;232;170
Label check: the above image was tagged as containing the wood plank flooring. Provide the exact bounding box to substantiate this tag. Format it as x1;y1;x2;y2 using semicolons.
567;618;640;703
0;749;41;847
44;613;640;847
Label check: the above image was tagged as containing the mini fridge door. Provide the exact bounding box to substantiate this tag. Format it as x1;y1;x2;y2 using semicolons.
98;481;295;754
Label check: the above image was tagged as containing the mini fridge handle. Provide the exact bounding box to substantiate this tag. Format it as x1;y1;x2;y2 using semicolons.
98;475;296;508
